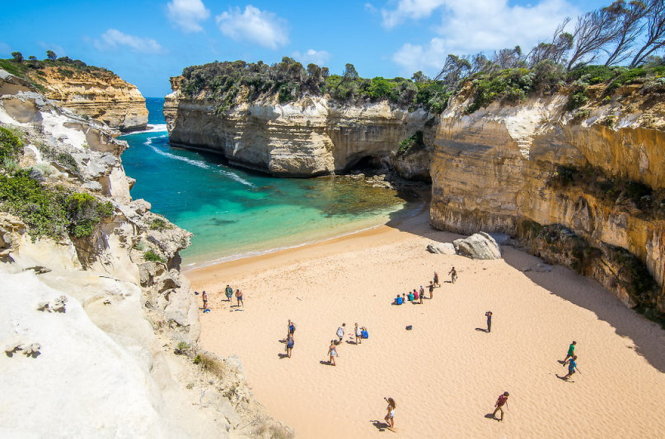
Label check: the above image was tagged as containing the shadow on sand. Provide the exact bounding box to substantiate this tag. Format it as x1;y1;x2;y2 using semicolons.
501;246;665;373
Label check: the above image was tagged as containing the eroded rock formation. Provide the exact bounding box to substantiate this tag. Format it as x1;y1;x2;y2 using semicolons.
27;65;148;131
430;84;665;317
164;76;432;177
0;70;289;438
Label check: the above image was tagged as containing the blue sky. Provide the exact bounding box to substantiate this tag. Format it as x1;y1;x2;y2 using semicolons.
1;0;609;97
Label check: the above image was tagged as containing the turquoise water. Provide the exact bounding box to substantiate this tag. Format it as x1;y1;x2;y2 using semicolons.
120;98;410;266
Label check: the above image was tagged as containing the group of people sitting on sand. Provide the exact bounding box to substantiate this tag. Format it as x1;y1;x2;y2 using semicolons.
393;269;458;305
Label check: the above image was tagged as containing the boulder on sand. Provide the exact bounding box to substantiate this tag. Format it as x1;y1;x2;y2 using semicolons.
426;242;456;255
453;232;502;260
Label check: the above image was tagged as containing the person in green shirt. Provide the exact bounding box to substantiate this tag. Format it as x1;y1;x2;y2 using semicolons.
561;341;576;363
224;285;233;302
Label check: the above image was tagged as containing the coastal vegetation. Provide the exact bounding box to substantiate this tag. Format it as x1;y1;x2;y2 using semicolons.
0;51;111;91
0;127;114;240
176;1;664;116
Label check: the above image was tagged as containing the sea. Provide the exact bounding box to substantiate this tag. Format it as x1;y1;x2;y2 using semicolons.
120;98;413;267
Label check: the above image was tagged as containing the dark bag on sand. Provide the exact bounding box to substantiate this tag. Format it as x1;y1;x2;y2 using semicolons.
405;325;413;330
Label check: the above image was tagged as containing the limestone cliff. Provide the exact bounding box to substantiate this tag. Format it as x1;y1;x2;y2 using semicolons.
0;70;289;438
165;76;432;177
429;83;665;319
25;63;148;131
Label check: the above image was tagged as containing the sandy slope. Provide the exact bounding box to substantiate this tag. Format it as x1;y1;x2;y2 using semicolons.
188;213;665;438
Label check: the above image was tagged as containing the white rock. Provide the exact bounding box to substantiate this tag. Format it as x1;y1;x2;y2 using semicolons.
453;232;502;260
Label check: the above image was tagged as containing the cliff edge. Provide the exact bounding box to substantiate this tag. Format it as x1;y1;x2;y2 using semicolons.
0;58;148;131
0;69;290;438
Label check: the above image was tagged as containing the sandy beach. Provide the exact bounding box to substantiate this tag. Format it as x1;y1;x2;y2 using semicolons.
187;211;665;438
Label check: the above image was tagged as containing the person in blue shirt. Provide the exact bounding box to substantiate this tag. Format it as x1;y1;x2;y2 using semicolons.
562;355;580;380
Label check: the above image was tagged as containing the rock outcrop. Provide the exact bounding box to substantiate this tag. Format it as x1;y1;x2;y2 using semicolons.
164;76;432;177
23;64;148;131
453;233;502;260
0;70;289;438
429;83;665;318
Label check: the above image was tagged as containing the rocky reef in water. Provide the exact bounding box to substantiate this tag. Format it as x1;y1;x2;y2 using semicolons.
0;58;148;131
0;69;290;438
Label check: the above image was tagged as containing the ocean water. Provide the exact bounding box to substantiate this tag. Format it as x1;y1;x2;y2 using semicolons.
120;98;411;266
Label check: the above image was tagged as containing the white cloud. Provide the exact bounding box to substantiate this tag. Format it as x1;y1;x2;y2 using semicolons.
166;0;210;33
216;5;288;49
389;0;578;75
292;49;331;66
93;29;163;54
381;0;446;28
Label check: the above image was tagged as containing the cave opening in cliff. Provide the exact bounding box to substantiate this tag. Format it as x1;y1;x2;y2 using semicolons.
345;154;387;173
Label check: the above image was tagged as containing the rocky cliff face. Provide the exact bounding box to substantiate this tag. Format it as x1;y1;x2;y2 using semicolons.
30;65;148;131
0;70;289;438
165;76;432;177
429;84;665;319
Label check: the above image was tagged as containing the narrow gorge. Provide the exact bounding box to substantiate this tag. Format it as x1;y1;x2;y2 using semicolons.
166;60;665;324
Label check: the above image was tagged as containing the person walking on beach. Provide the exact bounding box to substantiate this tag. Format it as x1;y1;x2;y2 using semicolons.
201;291;208;311
562;355;580;380
355;323;362;345
285;334;294;358
224;285;233;302
485;311;493;333
433;272;440;287
492;392;509;421
328;340;338;366
428;281;435;299
449;266;458;283
562;341;576;363
384;397;396;431
419;285;425;303
336;323;346;344
235;289;244;307
287;320;296;340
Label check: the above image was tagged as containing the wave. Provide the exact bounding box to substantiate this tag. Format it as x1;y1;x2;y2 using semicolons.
131;123;168;134
144;135;255;187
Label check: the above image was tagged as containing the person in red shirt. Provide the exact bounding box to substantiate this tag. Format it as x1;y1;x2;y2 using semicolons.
492;392;509;421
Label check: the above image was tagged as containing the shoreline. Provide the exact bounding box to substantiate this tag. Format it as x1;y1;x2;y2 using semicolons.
183;200;428;273
184;201;433;285
188;205;665;438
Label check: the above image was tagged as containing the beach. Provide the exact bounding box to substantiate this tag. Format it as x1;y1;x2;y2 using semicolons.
187;211;665;438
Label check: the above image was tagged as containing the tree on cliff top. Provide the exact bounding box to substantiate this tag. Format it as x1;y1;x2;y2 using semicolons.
46;50;57;61
11;52;23;63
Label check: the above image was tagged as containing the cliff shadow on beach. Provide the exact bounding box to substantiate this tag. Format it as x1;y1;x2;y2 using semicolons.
502;246;665;373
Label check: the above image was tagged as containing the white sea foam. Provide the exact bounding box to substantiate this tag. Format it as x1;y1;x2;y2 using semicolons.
131;124;168;134
144;135;255;187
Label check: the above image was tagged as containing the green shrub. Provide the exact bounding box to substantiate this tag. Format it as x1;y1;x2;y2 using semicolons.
65;192;114;238
144;250;165;263
565;85;589;111
149;218;171;231
0;170;114;240
397;131;424;156
0;126;24;164
466;68;535;114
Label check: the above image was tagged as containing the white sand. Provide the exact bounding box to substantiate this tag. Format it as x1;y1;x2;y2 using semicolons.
188;212;665;438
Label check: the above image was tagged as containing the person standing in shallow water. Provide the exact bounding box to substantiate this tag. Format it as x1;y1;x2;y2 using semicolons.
235;289;244;307
485;311;493;333
384;397;396;431
224;284;233;302
562;341;576;363
492;392;509;421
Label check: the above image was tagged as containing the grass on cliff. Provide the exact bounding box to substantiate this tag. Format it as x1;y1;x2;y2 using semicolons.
0;127;114;240
0;57;112;91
